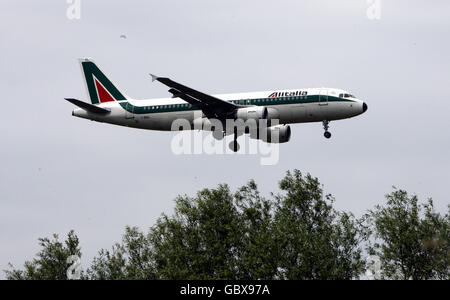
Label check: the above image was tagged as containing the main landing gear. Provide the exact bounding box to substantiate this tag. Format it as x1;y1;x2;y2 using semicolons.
323;120;332;139
229;127;240;152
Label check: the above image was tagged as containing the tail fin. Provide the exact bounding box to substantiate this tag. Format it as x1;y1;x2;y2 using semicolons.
79;58;128;104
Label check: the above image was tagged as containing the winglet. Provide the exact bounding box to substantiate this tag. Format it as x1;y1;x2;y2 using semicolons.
149;73;159;82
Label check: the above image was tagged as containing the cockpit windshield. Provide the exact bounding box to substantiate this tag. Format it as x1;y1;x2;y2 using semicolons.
339;93;356;99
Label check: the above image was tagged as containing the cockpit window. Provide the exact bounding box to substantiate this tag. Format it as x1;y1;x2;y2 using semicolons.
341;93;356;98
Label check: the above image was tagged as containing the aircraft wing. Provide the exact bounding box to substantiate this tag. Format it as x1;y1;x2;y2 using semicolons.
150;74;238;119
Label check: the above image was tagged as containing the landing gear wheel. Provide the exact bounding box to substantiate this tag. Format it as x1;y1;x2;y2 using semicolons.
212;130;224;141
322;120;332;139
229;141;240;152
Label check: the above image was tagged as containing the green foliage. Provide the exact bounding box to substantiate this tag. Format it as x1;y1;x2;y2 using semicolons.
6;170;448;280
149;185;242;279
87;226;156;280
366;188;450;280
5;230;81;280
85;170;366;280
233;180;277;279
273;170;366;279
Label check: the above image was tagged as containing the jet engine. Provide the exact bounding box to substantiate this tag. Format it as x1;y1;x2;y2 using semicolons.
251;124;291;143
235;106;268;121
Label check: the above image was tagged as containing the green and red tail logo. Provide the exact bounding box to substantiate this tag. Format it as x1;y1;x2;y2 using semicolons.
79;59;128;104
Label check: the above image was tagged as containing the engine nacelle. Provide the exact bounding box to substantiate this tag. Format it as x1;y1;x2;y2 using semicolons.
253;124;291;143
266;107;280;121
235;106;268;121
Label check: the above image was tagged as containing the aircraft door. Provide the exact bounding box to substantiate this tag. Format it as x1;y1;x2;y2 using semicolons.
125;102;134;119
319;89;328;106
318;89;329;119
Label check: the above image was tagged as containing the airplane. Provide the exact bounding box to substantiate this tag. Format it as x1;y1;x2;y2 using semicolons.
66;59;368;152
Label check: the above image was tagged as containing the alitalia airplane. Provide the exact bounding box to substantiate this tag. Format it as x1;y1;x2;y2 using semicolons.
66;59;368;151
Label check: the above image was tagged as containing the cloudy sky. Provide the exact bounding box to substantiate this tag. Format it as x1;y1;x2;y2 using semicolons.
1;0;449;276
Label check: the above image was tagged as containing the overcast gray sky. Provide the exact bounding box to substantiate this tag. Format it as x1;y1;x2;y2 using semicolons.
1;0;449;276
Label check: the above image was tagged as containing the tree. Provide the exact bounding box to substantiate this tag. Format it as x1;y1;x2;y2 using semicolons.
17;170;448;280
233;180;278;279
5;230;81;280
148;184;243;279
366;188;450;280
86;170;365;280
273;170;366;279
87;226;156;280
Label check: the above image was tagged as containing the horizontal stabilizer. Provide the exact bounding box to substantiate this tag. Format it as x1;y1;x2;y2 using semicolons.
64;98;111;114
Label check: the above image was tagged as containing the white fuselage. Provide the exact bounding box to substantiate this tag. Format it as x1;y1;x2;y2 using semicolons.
73;87;366;131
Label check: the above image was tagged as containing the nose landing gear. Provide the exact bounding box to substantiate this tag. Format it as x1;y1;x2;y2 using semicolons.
323;120;332;139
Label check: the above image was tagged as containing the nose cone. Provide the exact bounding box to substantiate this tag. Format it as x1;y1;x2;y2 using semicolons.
362;102;368;113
